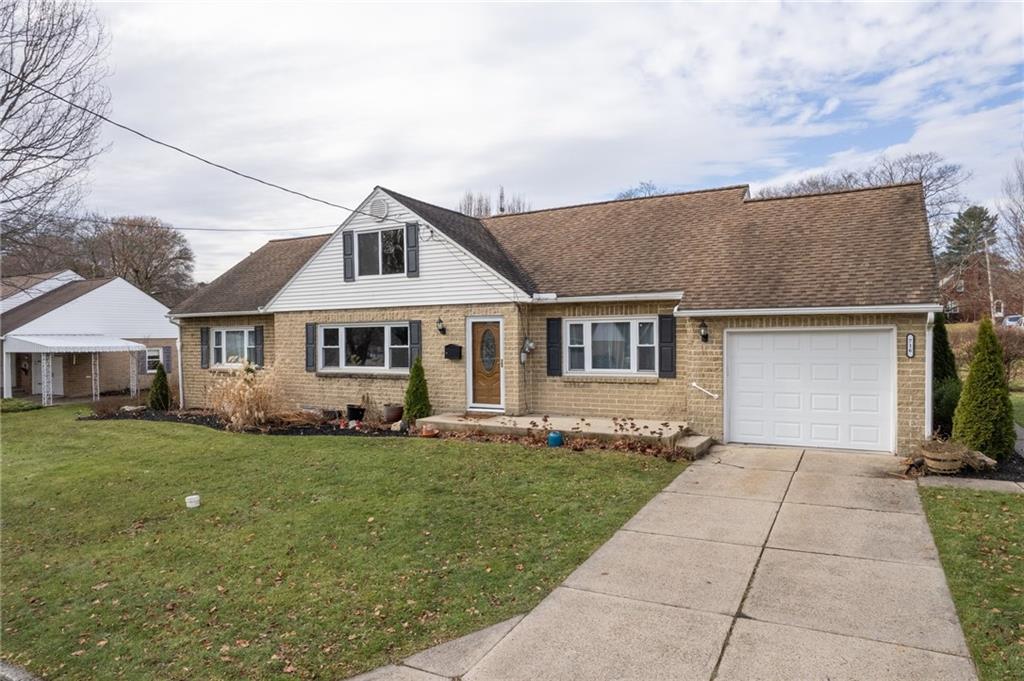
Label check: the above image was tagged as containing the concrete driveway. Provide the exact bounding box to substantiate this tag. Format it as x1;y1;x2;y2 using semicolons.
357;445;977;681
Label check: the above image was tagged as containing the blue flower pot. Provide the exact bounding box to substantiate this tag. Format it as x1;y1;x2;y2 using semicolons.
547;431;564;447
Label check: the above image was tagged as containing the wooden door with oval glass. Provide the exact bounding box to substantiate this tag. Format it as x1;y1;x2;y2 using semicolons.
470;320;502;408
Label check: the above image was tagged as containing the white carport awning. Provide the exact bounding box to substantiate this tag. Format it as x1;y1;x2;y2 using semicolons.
2;334;147;353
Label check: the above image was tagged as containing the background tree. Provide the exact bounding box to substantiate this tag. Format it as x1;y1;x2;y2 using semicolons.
616;181;669;200
457;185;530;217
951;319;1016;461
756;151;970;245
998;155;1024;292
0;0;110;243
940;205;999;269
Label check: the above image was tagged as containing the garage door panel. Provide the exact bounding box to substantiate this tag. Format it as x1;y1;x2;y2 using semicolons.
727;330;893;453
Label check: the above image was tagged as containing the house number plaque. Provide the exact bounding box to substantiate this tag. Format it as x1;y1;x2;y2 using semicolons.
906;334;915;358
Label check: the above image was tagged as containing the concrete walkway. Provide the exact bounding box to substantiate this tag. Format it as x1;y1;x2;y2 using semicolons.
355;445;977;681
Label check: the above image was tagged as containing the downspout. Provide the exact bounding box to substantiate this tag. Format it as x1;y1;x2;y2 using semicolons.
169;316;185;410
924;312;935;438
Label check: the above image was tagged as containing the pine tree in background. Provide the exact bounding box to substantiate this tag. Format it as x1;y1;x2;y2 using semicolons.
952;319;1016;460
404;356;431;422
148;363;171;411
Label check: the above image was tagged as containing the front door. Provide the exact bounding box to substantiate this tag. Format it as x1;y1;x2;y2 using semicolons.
31;353;64;396
470;320;502;409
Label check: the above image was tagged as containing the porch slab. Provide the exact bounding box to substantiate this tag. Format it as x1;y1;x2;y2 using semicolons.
768;503;940;565
624;492;779;547
418;413;690;448
463;587;732;681
742;548;970;656
716;619;977;681
562;530;759;615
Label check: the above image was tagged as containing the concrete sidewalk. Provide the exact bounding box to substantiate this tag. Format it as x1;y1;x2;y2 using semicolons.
356;445;977;681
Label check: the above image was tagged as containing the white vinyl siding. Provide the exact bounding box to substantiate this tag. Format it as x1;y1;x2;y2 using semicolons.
563;318;658;375
267;189;526;311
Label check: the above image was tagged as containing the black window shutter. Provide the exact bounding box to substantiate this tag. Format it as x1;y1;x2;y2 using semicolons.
162;345;173;373
253;325;265;366
409;320;422;363
658;315;676;378
546;318;562;376
405;223;419;277
305;323;317;371
342;231;355;282
137;348;148;375
199;327;210;369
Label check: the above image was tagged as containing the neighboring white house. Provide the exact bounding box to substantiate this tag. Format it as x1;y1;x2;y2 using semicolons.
0;273;180;404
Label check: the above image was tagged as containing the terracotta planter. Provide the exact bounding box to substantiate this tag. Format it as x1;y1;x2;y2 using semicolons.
382;404;404;423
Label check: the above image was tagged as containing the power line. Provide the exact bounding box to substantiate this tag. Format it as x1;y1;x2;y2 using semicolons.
0;65;408;226
6;209;339;234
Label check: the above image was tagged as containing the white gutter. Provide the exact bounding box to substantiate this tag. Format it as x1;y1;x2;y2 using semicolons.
673;303;944;317
531;291;684;304
169;317;186;410
169;310;263;319
924;311;934;438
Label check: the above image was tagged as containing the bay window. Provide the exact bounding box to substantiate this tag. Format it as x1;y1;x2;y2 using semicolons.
212;328;257;367
564;318;657;374
319;323;410;372
357;228;405;276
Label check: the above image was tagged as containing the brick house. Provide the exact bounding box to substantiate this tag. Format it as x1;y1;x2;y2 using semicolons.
1;273;179;404
170;183;941;455
938;253;1023;322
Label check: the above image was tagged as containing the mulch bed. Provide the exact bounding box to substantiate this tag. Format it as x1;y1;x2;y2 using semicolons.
83;408;404;437
438;428;688;461
949;450;1024;482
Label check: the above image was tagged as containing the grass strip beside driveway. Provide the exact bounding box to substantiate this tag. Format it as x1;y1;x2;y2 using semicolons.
1;406;683;680
921;487;1024;681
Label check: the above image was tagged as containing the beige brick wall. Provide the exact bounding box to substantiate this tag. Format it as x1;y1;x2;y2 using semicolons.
180;315;275;408
180;306;526;415
680;314;928;455
523;302;687;418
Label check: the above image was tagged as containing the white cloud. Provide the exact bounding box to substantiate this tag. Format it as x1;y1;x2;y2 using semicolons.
81;2;1023;279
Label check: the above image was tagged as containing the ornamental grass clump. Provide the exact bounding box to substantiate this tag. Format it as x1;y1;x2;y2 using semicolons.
208;361;285;431
952;319;1016;461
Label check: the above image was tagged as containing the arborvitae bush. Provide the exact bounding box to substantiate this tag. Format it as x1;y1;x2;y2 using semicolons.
932;376;961;438
932;313;957;384
404;356;431;422
148;362;171;411
952;319;1016;460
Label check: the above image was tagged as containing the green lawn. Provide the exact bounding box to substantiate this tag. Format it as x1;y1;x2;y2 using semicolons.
0;407;684;680
1011;392;1024;427
921;488;1024;681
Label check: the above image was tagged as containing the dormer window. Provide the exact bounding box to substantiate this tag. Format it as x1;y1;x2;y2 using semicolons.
357;228;405;276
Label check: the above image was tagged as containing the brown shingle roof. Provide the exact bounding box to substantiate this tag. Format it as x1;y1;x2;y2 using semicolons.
482;183;938;309
1;278;115;334
1;271;67;300
170;233;330;315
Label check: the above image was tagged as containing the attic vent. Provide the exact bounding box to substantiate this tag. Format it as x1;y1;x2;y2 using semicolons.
369;198;389;221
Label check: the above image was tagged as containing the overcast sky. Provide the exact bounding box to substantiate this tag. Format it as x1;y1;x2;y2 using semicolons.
85;2;1023;281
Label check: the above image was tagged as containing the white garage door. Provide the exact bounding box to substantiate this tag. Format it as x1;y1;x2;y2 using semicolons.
726;329;895;452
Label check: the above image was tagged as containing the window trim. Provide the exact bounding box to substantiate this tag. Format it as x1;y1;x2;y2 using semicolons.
211;326;257;368
145;348;162;374
562;317;658;376
354;227;406;279
317;321;411;373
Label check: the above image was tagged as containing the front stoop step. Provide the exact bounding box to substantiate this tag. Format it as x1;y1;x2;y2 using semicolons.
677;434;714;459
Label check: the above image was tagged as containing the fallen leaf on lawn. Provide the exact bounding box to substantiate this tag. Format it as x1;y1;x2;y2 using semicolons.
91;582;109;591
71;650;85;656
96;640;107;647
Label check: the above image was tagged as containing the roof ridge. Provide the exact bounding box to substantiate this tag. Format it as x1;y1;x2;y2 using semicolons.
482;184;751;220
744;181;923;203
267;232;333;243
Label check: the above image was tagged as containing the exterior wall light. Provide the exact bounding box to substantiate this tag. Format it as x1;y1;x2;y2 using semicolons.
698;321;709;343
435;318;447;335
